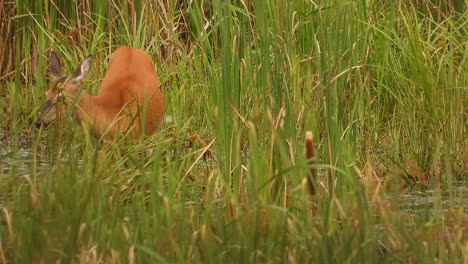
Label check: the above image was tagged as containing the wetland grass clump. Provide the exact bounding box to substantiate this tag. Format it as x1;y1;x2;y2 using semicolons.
0;0;466;263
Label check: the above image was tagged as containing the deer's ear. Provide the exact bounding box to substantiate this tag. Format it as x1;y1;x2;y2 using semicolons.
71;55;92;81
50;51;63;80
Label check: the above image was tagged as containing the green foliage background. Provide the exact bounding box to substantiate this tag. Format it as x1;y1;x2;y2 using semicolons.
0;0;466;263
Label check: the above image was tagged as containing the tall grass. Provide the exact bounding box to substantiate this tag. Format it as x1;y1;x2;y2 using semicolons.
0;0;467;263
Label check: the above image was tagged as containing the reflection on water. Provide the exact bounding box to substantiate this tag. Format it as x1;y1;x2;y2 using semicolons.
0;146;51;206
1;146;467;216
0;147;49;177
386;183;468;217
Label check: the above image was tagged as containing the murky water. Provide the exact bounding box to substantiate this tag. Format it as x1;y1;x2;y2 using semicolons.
386;184;468;218
0;147;50;177
1;147;467;216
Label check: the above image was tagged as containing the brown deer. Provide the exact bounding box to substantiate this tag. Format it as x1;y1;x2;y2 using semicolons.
35;46;164;137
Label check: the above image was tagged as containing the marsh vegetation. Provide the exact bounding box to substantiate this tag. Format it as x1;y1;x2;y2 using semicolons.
0;0;467;263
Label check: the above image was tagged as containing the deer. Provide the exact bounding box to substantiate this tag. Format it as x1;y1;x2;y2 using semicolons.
34;46;164;138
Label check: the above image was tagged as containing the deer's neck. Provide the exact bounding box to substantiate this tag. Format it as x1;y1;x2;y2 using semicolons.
71;91;125;136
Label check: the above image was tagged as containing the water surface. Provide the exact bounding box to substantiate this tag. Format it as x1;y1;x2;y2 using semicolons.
1;146;467;216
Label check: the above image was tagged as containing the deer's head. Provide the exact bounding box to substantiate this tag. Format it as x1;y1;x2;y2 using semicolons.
35;51;92;128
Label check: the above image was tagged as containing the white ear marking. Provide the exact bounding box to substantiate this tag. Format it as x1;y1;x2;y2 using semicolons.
81;60;90;73
72;56;92;81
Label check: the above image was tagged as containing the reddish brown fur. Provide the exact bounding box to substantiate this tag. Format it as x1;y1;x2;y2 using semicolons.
37;46;164;137
77;46;163;137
